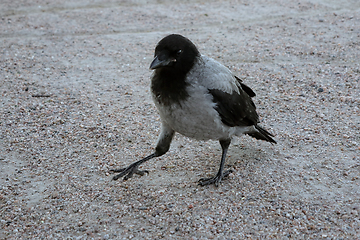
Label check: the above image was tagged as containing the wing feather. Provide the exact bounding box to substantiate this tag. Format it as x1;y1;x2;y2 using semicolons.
209;85;259;127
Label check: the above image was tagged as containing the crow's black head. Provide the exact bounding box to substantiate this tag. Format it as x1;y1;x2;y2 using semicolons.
150;34;200;105
150;34;200;74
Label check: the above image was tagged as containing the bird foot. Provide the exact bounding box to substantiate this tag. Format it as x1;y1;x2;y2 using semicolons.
111;164;149;181
198;170;233;187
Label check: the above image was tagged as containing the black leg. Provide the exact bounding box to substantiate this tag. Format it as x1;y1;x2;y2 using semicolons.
111;123;174;181
199;139;232;187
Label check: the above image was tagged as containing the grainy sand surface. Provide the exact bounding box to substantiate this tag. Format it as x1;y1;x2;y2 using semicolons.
1;0;359;239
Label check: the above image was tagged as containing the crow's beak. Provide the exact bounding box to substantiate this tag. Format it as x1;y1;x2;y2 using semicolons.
149;55;176;70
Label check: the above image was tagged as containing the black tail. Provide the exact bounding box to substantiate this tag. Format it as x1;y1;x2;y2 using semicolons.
247;125;277;144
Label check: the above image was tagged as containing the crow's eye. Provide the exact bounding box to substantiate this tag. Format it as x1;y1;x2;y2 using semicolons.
176;49;182;56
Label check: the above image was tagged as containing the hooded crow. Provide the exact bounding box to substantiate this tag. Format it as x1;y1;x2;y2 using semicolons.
112;34;276;186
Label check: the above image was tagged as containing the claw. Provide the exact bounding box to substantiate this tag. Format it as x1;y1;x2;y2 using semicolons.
110;168;126;173
111;164;149;181
198;169;233;187
123;169;149;180
134;169;149;176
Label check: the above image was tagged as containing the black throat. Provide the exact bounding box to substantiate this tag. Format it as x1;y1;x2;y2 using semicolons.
151;67;190;106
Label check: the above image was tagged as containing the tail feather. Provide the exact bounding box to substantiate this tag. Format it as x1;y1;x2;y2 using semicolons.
247;125;277;144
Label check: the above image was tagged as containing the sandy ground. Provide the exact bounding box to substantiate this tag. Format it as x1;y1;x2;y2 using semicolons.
1;0;359;239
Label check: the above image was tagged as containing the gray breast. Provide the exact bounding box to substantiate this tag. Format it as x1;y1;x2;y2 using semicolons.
154;85;233;140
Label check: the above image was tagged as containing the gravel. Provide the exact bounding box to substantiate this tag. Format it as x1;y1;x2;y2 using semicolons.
1;0;359;239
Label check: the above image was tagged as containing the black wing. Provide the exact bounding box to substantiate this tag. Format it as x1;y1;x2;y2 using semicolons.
209;80;259;128
235;76;256;97
209;77;277;144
